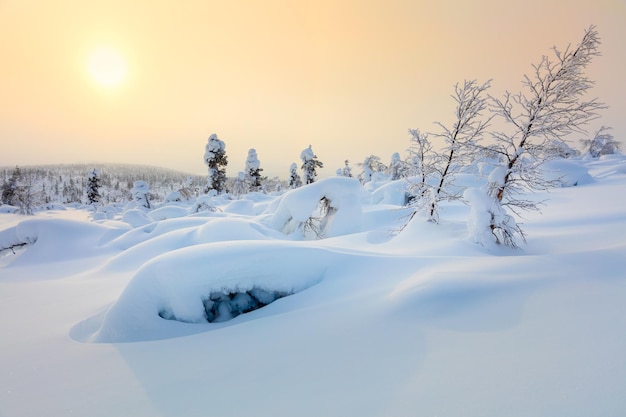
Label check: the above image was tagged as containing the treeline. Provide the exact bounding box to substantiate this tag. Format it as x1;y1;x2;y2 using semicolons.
0;163;206;211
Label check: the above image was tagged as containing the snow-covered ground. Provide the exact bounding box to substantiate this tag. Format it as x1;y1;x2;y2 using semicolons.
1;156;625;417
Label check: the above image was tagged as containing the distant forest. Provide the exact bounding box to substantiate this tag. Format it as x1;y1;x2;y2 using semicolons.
0;163;207;207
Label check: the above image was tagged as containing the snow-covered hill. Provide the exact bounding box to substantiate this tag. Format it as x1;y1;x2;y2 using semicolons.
1;155;625;417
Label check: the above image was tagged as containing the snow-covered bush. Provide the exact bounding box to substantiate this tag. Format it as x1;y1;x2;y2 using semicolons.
288;163;302;189
121;208;152;227
358;155;387;185
464;185;524;248
581;126;620;158
131;180;151;209
264;177;362;239
230;172;248;198
388;152;408;180
192;193;218;213
341;159;352;178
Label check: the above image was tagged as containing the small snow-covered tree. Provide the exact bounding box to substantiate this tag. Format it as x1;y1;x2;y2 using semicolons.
86;168;101;205
204;134;228;194
358;155;387;184
1;166;21;206
472;26;605;247
245;148;265;191
300;145;323;184
288;163;302;189
131;180;151;209
231;172;248;198
581;126;620;158
341;160;353;178
388;152;408;180
177;176;196;200
1;167;39;215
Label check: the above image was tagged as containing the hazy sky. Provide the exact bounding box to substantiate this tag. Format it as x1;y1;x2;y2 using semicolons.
1;0;625;178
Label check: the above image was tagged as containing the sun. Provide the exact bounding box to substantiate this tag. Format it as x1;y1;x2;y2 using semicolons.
87;47;127;88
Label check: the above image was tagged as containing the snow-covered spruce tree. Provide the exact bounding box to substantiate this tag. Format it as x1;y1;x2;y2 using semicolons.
204;134;228;194
131;180;151;209
245;148;265;192
358;155;387;184
1;166;21;206
470;26;605;247
300;145;323;184
1;167;40;215
581;126;620;158
387;152;407;181
86;168;101;205
427;79;491;223
17;174;40;215
288;163;302;189
341;160;353;178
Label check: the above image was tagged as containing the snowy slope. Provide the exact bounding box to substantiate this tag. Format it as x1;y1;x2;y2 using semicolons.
1;157;625;417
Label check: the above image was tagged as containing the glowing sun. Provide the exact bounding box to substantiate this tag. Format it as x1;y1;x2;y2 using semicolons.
87;47;127;87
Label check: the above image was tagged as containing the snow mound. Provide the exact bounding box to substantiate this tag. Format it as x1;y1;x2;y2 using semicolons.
148;205;190;221
388;261;539;332
0;218;123;266
222;198;255;215
0;205;20;214
540;158;593;186
102;216;280;272
263;177;363;238
85;241;341;342
121;209;152;227
370;179;410;205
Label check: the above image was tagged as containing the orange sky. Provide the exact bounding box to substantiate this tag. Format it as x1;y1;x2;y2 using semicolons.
1;0;625;178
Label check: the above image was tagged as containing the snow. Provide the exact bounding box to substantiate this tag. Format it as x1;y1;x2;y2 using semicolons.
263;176;363;238
1;156;626;416
540;158;593;186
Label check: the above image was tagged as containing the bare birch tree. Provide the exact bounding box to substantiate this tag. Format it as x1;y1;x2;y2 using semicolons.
470;26;605;246
428;79;491;222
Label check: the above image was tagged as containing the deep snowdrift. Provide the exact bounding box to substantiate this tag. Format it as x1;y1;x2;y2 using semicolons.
1;156;625;417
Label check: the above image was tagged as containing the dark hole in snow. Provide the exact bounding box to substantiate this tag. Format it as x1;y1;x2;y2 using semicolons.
158;287;292;323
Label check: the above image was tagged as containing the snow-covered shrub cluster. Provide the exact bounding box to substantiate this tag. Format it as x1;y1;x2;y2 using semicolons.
581;126;621;158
